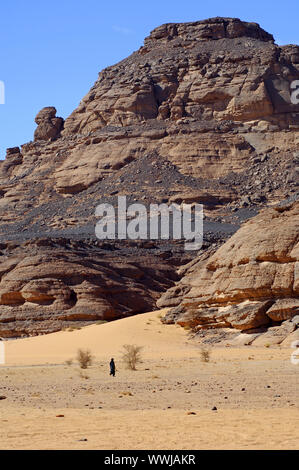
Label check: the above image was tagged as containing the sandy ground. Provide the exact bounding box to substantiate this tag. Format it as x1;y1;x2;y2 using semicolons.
0;309;298;450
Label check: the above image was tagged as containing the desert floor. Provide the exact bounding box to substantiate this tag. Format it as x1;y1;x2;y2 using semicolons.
0;309;298;450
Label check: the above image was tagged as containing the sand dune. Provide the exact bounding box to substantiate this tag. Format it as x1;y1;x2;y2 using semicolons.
1;309;298;450
5;309;192;366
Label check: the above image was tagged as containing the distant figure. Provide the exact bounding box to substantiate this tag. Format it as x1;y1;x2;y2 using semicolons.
110;358;116;377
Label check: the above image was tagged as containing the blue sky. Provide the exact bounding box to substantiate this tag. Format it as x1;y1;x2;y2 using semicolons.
0;0;298;159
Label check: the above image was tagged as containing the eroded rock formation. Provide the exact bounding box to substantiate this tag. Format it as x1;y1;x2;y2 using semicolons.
158;201;299;344
0;238;178;337
34;107;64;142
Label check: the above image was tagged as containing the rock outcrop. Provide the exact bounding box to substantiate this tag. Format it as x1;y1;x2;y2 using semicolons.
1;18;298;206
63;18;282;134
0;17;298;336
0;238;179;337
158;201;299;344
34;107;64;141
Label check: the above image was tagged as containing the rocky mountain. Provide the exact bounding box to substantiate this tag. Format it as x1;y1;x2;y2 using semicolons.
0;17;298;337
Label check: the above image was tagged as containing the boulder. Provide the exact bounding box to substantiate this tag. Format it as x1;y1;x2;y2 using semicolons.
34;106;64;141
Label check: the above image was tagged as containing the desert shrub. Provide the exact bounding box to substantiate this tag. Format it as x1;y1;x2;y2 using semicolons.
121;344;143;370
65;359;73;366
183;325;191;330
77;348;93;369
200;348;210;363
68;325;82;332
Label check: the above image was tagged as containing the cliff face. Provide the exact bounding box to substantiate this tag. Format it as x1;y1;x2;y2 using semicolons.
0;238;179;338
158;201;299;345
0;17;298;337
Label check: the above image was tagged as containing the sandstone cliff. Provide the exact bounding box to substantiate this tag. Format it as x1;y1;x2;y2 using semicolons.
0;238;180;337
158;201;299;345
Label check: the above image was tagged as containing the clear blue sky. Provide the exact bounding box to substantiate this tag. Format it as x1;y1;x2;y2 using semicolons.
0;0;298;159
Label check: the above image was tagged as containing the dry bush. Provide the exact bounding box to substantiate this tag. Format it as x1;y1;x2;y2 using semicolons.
200;348;211;363
65;359;73;366
68;325;82;332
120;391;133;396
121;344;143;370
184;325;191;330
77;348;93;369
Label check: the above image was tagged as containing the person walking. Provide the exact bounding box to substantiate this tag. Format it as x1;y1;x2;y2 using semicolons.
109;358;116;377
